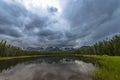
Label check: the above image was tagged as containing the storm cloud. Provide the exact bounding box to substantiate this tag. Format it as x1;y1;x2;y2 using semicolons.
0;0;120;48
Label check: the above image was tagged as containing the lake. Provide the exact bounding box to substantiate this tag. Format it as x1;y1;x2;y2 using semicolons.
0;57;96;80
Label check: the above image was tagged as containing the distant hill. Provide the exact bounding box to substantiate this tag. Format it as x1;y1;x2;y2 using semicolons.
26;47;75;51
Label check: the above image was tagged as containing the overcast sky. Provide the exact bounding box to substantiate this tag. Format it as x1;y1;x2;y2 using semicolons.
0;0;120;48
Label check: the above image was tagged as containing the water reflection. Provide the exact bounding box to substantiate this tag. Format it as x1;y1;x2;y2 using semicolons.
0;59;96;80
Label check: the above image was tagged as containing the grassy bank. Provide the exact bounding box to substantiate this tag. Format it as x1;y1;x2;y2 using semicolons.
0;55;42;60
0;54;78;61
84;55;120;80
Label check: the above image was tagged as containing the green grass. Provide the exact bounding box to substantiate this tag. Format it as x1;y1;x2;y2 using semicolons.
0;54;76;60
83;55;120;80
0;55;42;60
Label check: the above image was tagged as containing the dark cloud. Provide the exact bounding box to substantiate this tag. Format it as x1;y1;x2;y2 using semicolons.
24;16;47;31
63;0;120;46
0;26;22;37
0;0;120;48
0;0;66;48
48;7;58;14
0;0;27;38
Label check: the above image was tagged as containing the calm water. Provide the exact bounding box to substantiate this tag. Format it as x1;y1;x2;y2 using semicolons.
0;58;96;80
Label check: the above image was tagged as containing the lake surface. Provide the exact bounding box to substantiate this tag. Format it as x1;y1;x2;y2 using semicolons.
0;58;96;80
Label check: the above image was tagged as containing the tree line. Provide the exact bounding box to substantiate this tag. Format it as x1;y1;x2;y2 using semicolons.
1;35;120;57
0;40;44;57
76;35;120;56
0;40;72;57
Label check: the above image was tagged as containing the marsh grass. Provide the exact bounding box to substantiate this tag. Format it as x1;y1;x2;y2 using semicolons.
84;55;120;80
